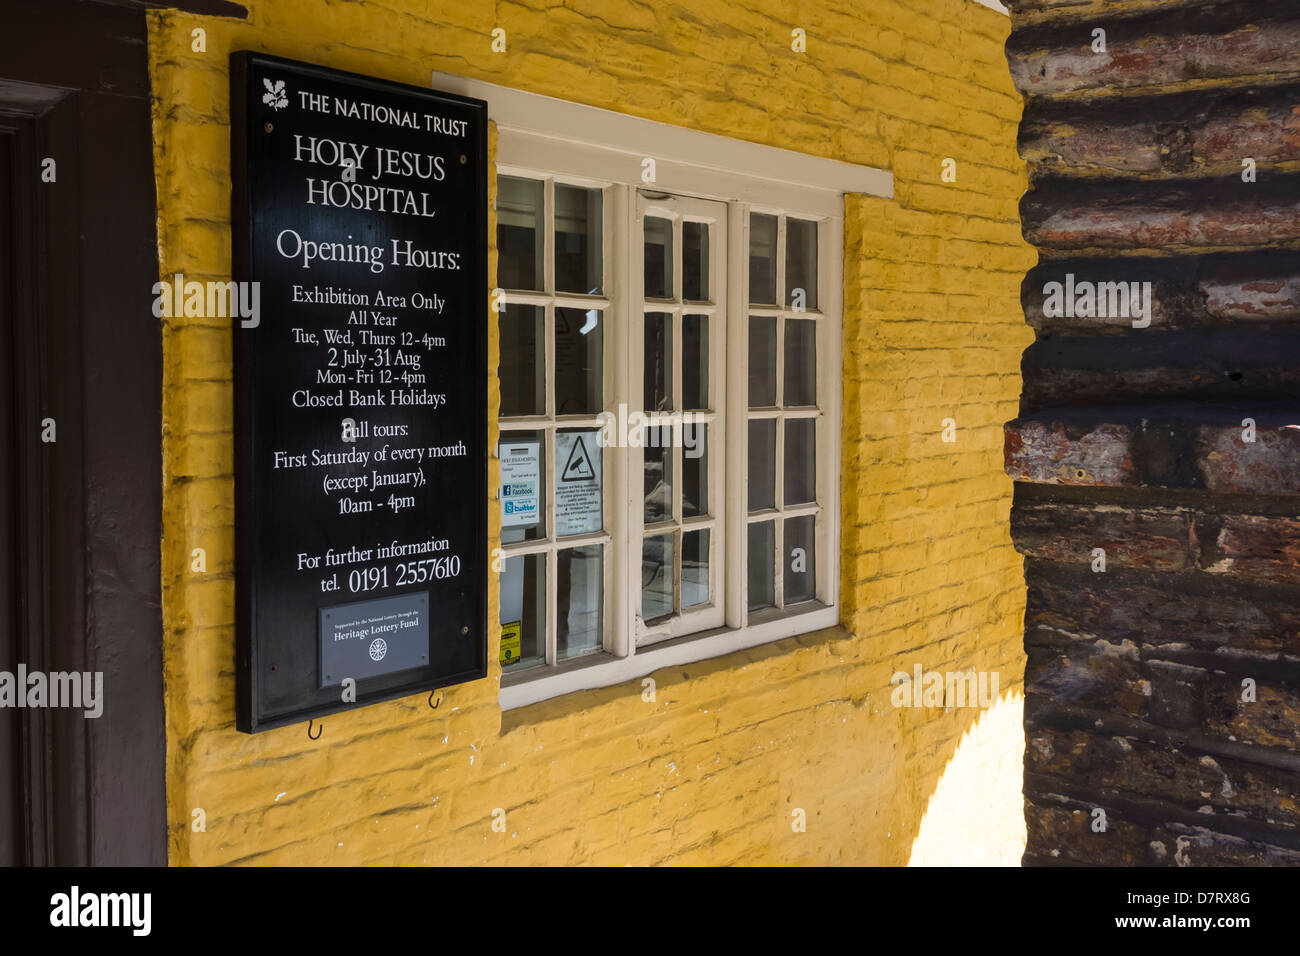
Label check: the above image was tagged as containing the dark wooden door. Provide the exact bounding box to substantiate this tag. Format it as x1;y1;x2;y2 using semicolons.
0;121;18;866
0;0;165;866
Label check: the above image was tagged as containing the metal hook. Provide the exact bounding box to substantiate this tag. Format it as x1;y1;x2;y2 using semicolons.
307;718;322;740
428;690;440;710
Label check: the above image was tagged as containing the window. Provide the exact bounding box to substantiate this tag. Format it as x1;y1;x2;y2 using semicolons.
635;192;727;645
743;213;824;615
448;72;879;707
496;175;612;669
497;183;839;701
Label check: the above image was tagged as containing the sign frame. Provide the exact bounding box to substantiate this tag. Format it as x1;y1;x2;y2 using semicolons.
231;52;488;733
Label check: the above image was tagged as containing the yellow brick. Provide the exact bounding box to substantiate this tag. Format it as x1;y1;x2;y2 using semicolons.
153;0;1028;867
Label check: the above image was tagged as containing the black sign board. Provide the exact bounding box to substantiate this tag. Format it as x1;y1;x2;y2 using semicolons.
231;53;487;732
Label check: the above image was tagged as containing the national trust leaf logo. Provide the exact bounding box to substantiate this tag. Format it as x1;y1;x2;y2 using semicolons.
263;77;288;110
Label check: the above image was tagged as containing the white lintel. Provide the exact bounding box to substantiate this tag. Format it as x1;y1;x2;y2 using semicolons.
430;70;893;208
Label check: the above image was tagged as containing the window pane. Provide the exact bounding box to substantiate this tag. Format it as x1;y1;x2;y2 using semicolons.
496;176;543;291
682;529;709;608
682;314;708;410
786;217;818;310
748;316;776;407
784;318;816;407
644;215;673;299
556;428;602;536
555;307;602;415
557;545;603;659
500;552;545;668
748;213;777;304
555;184;602;294
780;418;811;509
498;304;543;417
785;515;816;604
683;220;709;301
499;432;545;542
644;425;672;523
641;533;674;621
644;311;671;412
748;418;776;512
784;418;816;506
747;520;775;611
682;422;707;518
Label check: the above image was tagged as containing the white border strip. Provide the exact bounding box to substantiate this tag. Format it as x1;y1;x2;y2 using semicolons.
499;606;838;710
971;0;1009;14
431;71;892;200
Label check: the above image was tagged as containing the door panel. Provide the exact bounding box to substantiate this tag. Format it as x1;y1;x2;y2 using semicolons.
634;191;727;645
0;0;164;866
0;130;18;866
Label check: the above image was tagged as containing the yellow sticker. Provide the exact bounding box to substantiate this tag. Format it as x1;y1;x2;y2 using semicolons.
500;620;521;665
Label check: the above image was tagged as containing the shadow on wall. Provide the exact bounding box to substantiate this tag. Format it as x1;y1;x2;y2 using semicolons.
908;689;1026;866
484;630;1028;867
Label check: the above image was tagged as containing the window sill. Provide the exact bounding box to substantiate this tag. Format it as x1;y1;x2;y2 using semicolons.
498;602;839;711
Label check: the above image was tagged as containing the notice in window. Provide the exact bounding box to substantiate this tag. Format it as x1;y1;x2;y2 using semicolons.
555;431;601;536
500;441;540;527
500;620;521;665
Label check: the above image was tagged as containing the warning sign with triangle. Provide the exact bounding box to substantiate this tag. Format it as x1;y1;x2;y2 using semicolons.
561;435;595;482
554;431;601;536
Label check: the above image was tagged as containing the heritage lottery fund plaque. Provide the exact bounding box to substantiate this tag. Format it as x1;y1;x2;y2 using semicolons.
231;53;487;732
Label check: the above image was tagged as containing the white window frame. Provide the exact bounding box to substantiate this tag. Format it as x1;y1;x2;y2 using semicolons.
493;172;616;666
733;207;836;627
633;191;729;645
432;72;893;709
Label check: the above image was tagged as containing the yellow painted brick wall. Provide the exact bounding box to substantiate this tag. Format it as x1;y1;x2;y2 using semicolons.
152;0;1034;865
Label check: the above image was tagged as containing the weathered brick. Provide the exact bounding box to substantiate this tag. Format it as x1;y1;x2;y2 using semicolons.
1009;15;1300;99
1207;514;1300;585
1011;501;1195;569
1024;179;1300;252
1006;407;1300;495
1008;0;1300;875
1019;91;1300;179
1026;728;1300;828
1026;568;1300;655
1202;272;1300;322
1021;333;1300;408
1197;421;1300;494
1025;792;1300;866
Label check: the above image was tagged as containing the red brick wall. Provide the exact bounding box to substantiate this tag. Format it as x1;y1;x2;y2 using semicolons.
1003;0;1300;865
